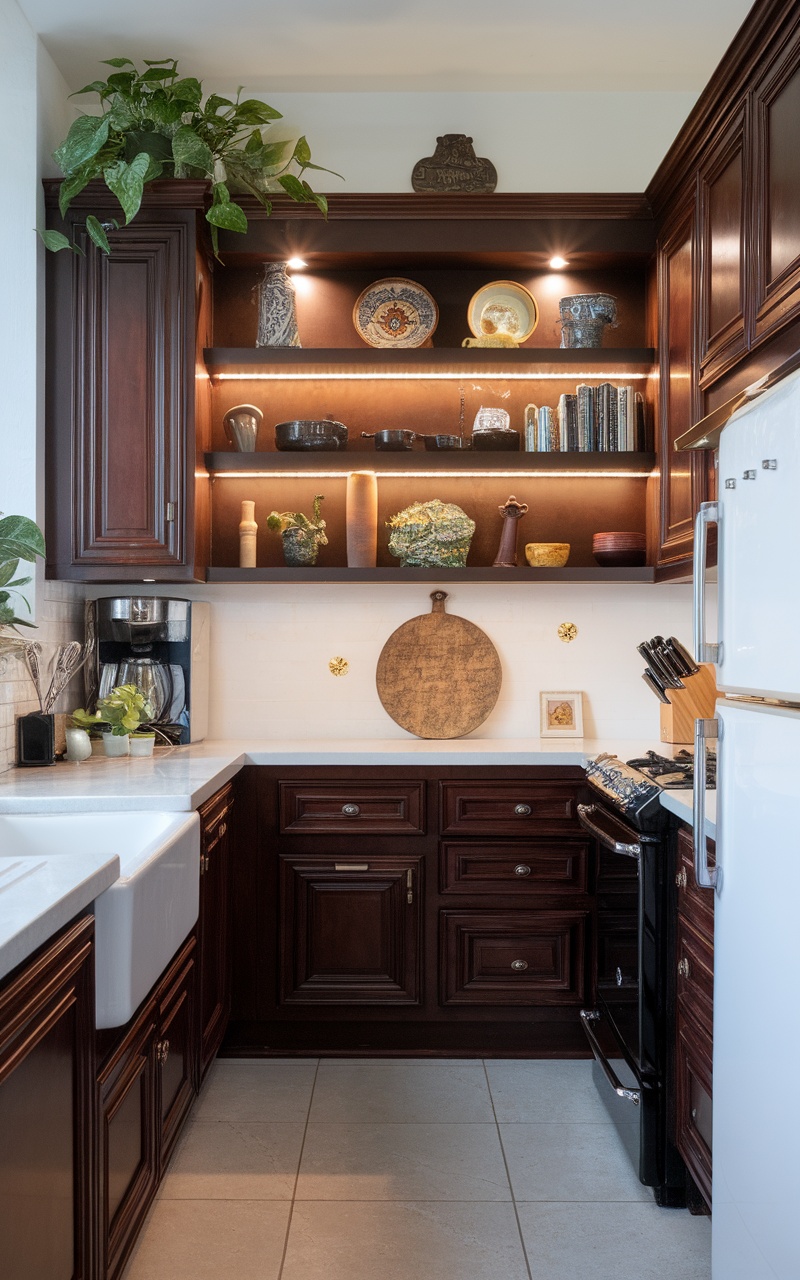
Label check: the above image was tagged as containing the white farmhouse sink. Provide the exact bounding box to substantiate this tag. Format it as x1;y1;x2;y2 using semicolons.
0;811;200;1027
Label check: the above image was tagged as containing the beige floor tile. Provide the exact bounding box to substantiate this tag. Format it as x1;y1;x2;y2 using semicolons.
123;1199;290;1280
193;1060;317;1122
159;1120;305;1200
310;1059;494;1123
281;1200;530;1280
297;1122;511;1201
517;1201;712;1279
486;1058;611;1123
500;1121;653;1202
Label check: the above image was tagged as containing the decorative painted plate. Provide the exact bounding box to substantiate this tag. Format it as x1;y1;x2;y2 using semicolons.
353;278;439;349
467;280;539;344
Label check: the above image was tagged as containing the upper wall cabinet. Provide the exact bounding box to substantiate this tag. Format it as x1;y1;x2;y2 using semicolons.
697;104;750;386
752;27;800;346
44;182;212;582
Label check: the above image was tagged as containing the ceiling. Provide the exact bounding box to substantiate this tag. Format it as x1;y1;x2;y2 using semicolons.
19;0;755;94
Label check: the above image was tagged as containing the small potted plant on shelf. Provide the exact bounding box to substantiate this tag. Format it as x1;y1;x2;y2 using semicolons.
72;683;155;757
267;495;327;566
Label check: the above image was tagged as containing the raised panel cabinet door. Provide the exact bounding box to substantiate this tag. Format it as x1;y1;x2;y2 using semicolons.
99;1009;159;1280
0;916;94;1280
440;909;589;1006
675;1007;713;1208
697;105;749;384
656;196;707;571
156;939;198;1171
279;855;423;1004
753;30;800;343
198;787;234;1081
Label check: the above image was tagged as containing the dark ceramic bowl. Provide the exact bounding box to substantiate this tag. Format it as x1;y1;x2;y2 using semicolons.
471;428;521;451
422;434;463;451
361;430;417;451
274;419;348;451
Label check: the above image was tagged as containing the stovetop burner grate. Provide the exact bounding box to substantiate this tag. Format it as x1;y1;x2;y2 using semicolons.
625;748;716;790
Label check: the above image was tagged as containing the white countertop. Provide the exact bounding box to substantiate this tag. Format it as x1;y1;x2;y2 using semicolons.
0;736;684;813
0;848;120;982
659;788;717;840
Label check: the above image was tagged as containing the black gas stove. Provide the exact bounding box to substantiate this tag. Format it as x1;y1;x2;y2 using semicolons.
625;748;716;790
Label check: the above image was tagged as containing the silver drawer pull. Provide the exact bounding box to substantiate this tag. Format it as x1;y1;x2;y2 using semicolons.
677;957;690;979
675;868;687;889
341;803;361;816
156;1038;170;1065
514;864;532;877
511;959;528;971
335;863;369;872
514;803;532;816
219;822;227;837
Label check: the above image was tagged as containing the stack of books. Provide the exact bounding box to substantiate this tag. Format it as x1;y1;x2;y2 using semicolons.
525;385;649;452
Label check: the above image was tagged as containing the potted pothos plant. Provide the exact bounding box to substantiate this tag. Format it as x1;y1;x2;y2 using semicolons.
266;495;327;566
41;56;340;258
0;512;46;659
72;683;155;757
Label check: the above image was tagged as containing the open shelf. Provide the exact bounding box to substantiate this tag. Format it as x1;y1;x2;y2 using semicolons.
204;347;655;378
205;566;655;584
205;450;656;475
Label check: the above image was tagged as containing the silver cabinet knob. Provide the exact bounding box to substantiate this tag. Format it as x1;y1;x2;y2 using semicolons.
514;803;532;816
675;868;687;889
219;821;227;837
677;957;690;979
341;803;361;816
514;864;531;877
156;1038;170;1065
511;959;529;972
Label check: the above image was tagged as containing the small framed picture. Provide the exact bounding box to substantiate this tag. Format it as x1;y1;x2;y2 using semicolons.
539;690;584;738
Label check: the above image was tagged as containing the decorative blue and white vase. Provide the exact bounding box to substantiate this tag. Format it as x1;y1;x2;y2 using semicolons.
256;262;301;348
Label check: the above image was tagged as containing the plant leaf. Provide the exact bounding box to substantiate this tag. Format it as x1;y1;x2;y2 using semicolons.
101;57;135;68
232;99;283;125
103;151;150;224
85;215;111;254
106;71;135;93
108;94;136;130
38;227;75;253
53;114;110;175
206;198;248;233
70;80;111;97
205;94;233;115
293;135;311;166
0;515;45;562
171;77;202;105
0;560;19;587
58;166;95;217
211;181;230;204
278;173;313;202
143;57;177;66
172;125;214;175
140;66;179;82
124;130;173;164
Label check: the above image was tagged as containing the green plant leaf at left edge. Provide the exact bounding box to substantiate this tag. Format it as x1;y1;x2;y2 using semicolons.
53;114;110;174
172;125;214;175
0;514;45;562
85;216;111;254
103;152;150;224
37;228;75;253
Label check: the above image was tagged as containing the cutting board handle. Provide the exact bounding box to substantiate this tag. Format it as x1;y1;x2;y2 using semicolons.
430;591;448;613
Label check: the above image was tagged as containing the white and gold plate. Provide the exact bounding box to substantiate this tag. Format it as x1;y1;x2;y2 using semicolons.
353;278;439;348
467;280;539;344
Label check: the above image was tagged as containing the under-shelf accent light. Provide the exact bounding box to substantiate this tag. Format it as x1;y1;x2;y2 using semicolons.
214;370;649;382
286;257;307;270
549;255;569;269
214;468;654;480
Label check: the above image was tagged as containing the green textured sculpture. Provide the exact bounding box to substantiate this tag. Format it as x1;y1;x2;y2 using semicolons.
387;500;475;568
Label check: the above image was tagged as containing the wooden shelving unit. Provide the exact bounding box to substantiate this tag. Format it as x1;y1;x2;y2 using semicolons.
205;566;655;584
205;450;656;475
204;347;656;377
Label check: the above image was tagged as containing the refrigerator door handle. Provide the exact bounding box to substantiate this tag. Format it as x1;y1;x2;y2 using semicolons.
693;501;720;664
693;717;719;891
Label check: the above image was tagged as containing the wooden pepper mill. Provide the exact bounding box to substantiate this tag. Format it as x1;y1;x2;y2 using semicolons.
493;495;529;567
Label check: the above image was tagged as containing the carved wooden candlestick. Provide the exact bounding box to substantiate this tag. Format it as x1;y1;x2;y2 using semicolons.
493;495;529;567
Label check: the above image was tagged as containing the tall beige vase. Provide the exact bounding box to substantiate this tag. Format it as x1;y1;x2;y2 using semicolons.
346;471;378;567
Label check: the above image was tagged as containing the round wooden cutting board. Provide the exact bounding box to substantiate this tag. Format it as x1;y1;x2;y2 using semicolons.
376;591;502;739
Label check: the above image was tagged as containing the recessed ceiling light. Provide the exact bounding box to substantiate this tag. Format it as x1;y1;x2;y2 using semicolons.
286;257;307;270
549;255;569;270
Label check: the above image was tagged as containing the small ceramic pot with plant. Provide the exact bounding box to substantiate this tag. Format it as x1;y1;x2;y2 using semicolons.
267;495;327;566
129;730;156;757
72;683;154;757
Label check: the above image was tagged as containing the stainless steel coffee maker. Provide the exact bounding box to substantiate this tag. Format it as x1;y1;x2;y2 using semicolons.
93;597;210;743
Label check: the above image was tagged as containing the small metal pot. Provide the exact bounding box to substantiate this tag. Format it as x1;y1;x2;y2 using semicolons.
361;430;417;451
421;434;463;451
274;419;348;451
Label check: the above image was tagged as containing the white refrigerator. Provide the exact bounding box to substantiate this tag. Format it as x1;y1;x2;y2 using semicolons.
693;366;800;1279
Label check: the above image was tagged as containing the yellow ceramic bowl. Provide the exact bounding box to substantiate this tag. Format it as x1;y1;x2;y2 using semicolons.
525;542;570;568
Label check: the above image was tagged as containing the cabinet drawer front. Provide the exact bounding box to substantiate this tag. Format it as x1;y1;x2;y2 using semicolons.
279;781;424;834
675;1008;713;1208
676;827;715;936
676;916;714;1039
280;856;422;1004
440;781;580;836
440;910;588;1006
440;841;589;895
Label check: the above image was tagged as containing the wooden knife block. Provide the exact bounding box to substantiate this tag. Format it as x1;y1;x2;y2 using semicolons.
659;664;718;745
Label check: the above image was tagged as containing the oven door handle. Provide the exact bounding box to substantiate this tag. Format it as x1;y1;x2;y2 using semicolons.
577;803;641;859
580;1010;641;1106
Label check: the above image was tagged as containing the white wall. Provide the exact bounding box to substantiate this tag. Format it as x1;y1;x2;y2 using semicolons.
235;90;697;193
101;581;705;743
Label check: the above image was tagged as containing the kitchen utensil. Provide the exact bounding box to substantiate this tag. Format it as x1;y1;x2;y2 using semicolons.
524;542;570;567
22;641;44;710
642;668;670;703
665;636;700;676
274;419;348;451
361;429;417;451
421;434;463;450
467;281;538;343
353;278;438;348
376;591;501;738
223;404;263;452
44;640;86;713
650;635;688;684
637;641;684;690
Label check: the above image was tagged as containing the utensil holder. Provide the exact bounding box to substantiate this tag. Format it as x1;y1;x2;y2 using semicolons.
16;713;56;767
659;665;718;744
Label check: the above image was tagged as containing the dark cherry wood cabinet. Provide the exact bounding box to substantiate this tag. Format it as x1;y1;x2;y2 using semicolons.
44;181;212;582
0;915;95;1280
97;934;198;1280
440;909;589;1006
673;824;715;1210
198;783;235;1081
697;104;750;385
